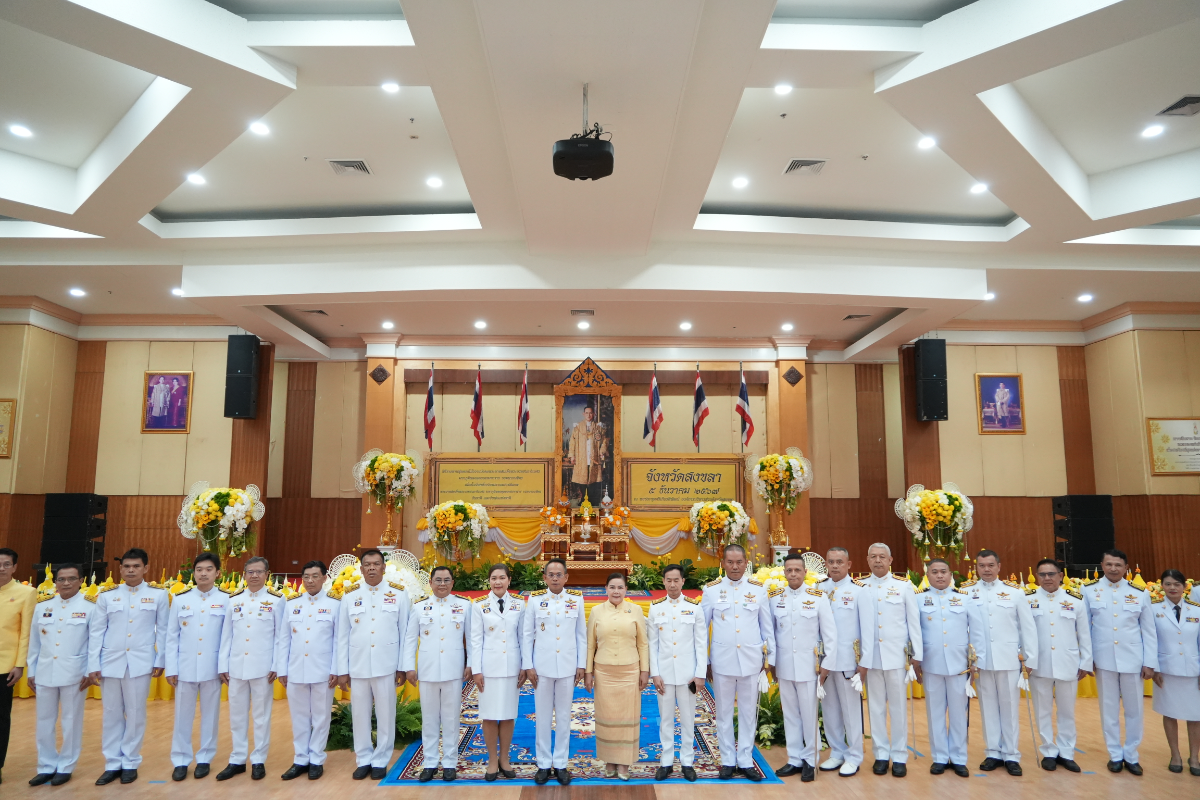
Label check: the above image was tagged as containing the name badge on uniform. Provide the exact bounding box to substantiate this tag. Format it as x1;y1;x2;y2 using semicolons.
423;604;433;613
354;599;363;607
924;597;934;607
1028;600;1039;609
540;600;549;609
233;605;243;614
483;607;491;614
42;610;53;618
293;607;302;615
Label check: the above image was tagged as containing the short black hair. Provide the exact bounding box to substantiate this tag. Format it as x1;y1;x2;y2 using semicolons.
430;565;453;581
926;558;951;571
1161;569;1187;586
544;558;567;574
606;572;628;588
488;563;511;578
0;547;17;565
661;563;685;580
723;544;747;559
359;549;386;565
975;549;999;563
1035;558;1062;574
120;548;149;566
300;560;327;576
53;563;82;579
1102;548;1128;564
783;552;806;566
193;552;221;572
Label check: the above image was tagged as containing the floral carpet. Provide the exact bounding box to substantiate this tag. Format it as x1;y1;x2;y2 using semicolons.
381;680;781;785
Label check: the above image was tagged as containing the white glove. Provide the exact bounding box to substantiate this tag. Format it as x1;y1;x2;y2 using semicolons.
965;679;977;698
758;670;769;693
905;664;917;684
1017;671;1030;692
816;682;826;700
850;673;864;693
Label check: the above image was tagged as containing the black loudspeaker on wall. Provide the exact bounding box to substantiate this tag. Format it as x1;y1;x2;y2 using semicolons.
914;339;948;421
224;334;260;419
40;493;107;569
1052;494;1114;572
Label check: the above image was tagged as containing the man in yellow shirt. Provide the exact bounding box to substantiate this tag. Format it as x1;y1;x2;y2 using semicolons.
0;547;38;785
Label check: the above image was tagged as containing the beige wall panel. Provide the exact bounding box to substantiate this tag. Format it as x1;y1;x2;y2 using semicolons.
1137;331;1199;494
338;361;366;496
882;363;905;498
438;383;480;453
1108;332;1149;495
825;364;859;498
405;388;426;453
938;346;984;495
43;332;78;494
767;365;780;454
95;341;150;496
526;384;555;453
1016;346;1067;496
700;383;735;453
476;383;519;453
974;345;1019;374
1085;339;1119;495
13;327;54;494
1186;331;1200;413
0;326;28;492
183;342;232;492
146;341;195;372
139;343;193;495
622;384;652;454
310;362;347;498
807;364;832;498
266;361;289;498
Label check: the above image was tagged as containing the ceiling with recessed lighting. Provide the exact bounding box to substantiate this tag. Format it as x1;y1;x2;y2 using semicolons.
0;0;1197;361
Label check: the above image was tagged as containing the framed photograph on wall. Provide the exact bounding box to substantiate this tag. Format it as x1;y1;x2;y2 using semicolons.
1147;418;1200;475
975;373;1025;434
554;358;622;507
0;398;14;458
142;371;193;433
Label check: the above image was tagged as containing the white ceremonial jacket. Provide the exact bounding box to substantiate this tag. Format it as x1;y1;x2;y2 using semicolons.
772;584;837;682
282;589;340;684
962;579;1038;672
219;586;288;680
816;576;869;673
648;593;707;684
166;586;229;682
469;591;524;677
1082;578;1158;673
520;588;586;679
28;592;95;687
402;593;470;681
1028;586;1092;681
336;580;410;679
917;586;985;676
857;573;922;672
702;576;775;677
88;582;169;678
1152;596;1200;678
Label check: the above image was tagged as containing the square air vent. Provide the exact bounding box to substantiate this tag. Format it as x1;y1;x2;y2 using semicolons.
301;309;329;315
570;309;595;316
843;314;871;320
1158;96;1200;117
783;158;826;176
327;159;372;176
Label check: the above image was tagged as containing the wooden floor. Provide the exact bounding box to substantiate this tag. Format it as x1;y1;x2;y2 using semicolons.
3;694;1196;799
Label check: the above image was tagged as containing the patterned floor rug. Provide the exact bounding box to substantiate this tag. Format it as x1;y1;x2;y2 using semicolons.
381;680;781;785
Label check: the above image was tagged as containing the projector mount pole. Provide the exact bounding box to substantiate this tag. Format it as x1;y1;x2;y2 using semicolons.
582;83;589;136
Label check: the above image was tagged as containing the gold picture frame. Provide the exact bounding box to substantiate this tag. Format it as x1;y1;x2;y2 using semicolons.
975;372;1025;435
622;454;745;511
1147;417;1200;475
554;358;622;505
142;371;194;433
425;452;557;511
0;398;14;458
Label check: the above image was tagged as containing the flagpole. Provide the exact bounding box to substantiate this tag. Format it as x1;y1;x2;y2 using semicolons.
429;362;435;452
523;363;528;453
477;363;481;453
696;362;700;454
653;362;657;453
739;361;744;454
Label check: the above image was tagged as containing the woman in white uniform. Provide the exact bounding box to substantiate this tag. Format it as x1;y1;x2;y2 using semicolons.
1151;569;1200;775
469;564;525;781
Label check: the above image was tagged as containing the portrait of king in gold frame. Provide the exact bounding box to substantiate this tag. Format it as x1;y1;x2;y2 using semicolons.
554;358;623;507
975;373;1025;434
142;371;193;433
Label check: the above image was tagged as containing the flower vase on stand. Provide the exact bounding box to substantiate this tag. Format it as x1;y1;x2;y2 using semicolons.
770;502;790;565
379;497;400;552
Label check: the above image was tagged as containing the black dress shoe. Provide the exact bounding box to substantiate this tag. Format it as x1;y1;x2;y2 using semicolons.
1004;761;1022;776
533;768;550;785
442;768;456;782
280;764;309;780
718;765;734;780
655;766;673;780
742;765;763;782
485;771;498;782
30;772;55;786
193;764;210;779
50;773;72;786
774;763;801;777
872;760;889;775
120;770;138;784
979;757;1003;771
1169;762;1183;774
1124;761;1142;776
1055;757;1080;773
352;765;372;780
308;765;323;780
172;766;188;782
951;763;970;778
682;766;697;782
216;764;245;781
418;768;436;783
251;764;265;781
1040;757;1056;771
930;762;946;775
891;762;906;777
801;763;815;782
373;767;388;781
555;768;571;785
499;765;516;779
1107;760;1123;773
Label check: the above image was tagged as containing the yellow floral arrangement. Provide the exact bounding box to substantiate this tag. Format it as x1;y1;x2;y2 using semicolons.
177;481;265;562
689;500;751;552
896;483;973;560
422;500;489;558
353;450;422;511
749;449;814;513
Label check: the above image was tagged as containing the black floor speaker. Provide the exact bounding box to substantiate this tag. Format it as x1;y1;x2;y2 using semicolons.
1052;494;1114;570
224;334;260;419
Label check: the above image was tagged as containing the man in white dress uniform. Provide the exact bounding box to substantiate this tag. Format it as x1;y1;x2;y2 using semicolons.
278;560;340;781
648;563;706;782
702;544;775;782
771;554;836;783
403;566;472;782
165;552;228;781
816;547;870;777
88;548;169;785
336;549;410;781
521;558;586;786
962;549;1038;776
857;542;921;778
1082;548;1156;775
1027;558;1091;773
217;556;287;781
26;564;95;787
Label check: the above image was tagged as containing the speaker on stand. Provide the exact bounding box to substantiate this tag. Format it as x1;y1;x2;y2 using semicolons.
914;338;948;421
224;334;260;419
38;493;108;581
1052;494;1114;577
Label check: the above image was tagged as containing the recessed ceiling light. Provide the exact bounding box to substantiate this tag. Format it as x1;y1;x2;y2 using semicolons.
731;176;749;189
172;288;185;297
474;320;487;330
9;124;32;138
781;323;794;331
381;321;394;330
970;183;988;194
918;136;936;149
1077;294;1093;303
1141;124;1164;138
679;321;692;331
774;84;793;95
426;176;443;188
69;288;86;297
381;82;400;93
249;121;269;136
984;292;995;300
187;173;206;185
577;321;590;330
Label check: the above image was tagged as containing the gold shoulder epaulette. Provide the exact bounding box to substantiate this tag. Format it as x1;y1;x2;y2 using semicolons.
1065;587;1083;600
1185;596;1200;607
227;587;244;598
149;581;165;590
509;591;522;600
747;578;764;587
651;596;667;604
37;593;56;603
412;594;430;604
567;589;582;596
767;587;783;598
705;578;722;588
851;577;865;587
174;586;193;597
266;585;283;597
1151;595;1164;604
959;579;977;589
1129;583;1145;592
1082;576;1099;586
473;594;489;603
388;580;406;592
686;595;701;605
452;592;472;601
98;584;117;594
954;587;968;595
325;590;341;601
914;585;928;594
218;585;235;595
893;572;908;582
84;593;97;603
1003;579;1021;589
1024;585;1036;595
530;588;547;596
806;586;824;597
287;592;305;602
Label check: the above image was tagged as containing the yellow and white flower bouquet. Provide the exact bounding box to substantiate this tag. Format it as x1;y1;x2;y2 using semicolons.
895;482;973;560
749;448;813;513
422;500;489;559
689;500;751;552
353;449;422;510
177;481;265;561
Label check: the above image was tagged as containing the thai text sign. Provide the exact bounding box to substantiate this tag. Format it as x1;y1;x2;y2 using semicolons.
431;455;554;510
623;456;744;510
1148;418;1200;475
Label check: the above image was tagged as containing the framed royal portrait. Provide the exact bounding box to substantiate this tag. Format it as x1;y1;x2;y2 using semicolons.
0;398;14;458
554;358;622;507
142;371;193;433
975;373;1024;434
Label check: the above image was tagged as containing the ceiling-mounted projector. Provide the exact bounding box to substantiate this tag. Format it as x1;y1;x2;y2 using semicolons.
553;83;613;180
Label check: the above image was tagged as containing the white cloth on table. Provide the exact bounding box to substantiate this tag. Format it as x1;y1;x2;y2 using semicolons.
865;667;907;763
35;684;87;775
656;682;696;767
228;675;273;765
287;681;333;766
171;678;221;767
534;675;574;769
1029;674;1078;759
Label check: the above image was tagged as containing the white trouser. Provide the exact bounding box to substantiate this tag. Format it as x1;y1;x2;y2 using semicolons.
1095;668;1143;763
351;675;397;768
228;676;273;765
922;673;968;766
534;676;574;769
1029;675;1077;759
419;680;462;769
101;673;152;770
713;672;759;768
778;678;819;767
656;682;697;767
821;670;863;767
865;668;907;763
288;682;332;766
977;669;1021;762
35;684;87;774
171;679;221;767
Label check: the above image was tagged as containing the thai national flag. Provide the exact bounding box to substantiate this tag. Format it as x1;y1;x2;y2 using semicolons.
735;367;754;447
517;367;530;446
469;367;485;445
643;369;663;446
423;364;436;449
692;367;709;446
